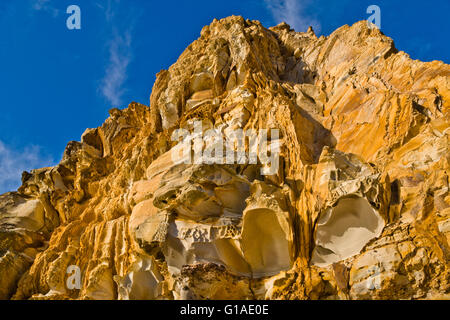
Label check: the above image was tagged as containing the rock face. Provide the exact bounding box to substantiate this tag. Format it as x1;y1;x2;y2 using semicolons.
0;16;449;300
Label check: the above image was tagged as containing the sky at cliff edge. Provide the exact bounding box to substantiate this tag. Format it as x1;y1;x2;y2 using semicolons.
0;0;448;194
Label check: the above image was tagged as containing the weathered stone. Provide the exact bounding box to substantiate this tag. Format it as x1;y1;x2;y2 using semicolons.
1;16;449;300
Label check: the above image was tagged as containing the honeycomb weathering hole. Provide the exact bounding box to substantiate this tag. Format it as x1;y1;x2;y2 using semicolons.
241;208;292;277
311;196;385;267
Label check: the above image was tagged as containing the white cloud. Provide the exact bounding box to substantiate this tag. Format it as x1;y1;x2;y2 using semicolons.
0;140;54;194
100;30;133;107
94;0;120;22
32;0;59;17
98;0;135;107
265;0;321;33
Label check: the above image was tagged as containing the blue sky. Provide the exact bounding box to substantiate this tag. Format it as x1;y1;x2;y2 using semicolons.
0;0;448;193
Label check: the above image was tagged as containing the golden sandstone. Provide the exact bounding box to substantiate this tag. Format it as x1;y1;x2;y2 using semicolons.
0;16;448;300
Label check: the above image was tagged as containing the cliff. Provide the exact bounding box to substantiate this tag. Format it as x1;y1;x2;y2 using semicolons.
0;16;449;300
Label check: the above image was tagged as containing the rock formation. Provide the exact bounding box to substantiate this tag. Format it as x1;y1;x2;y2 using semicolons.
0;16;448;300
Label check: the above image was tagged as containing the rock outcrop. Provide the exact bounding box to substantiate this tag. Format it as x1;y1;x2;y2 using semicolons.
0;16;448;300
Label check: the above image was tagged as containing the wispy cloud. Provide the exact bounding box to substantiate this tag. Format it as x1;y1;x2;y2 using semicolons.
31;0;59;17
98;0;135;107
0;140;54;194
100;30;133;107
265;0;321;33
95;0;119;23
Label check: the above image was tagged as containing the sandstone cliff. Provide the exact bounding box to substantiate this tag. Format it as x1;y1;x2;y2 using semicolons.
0;16;449;300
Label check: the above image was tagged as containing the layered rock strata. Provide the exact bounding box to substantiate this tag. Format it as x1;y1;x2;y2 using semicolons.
0;16;449;300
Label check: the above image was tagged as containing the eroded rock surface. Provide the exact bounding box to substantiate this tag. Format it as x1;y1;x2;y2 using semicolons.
310;149;387;267
0;16;449;300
